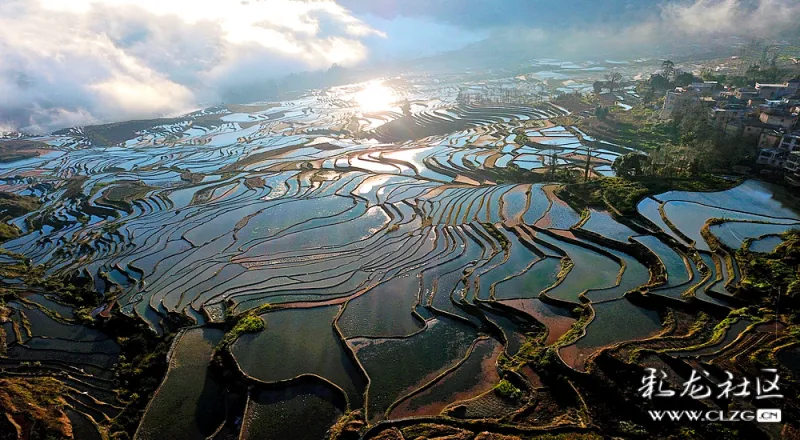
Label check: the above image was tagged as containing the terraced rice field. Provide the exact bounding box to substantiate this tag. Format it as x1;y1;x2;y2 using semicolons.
1;80;798;439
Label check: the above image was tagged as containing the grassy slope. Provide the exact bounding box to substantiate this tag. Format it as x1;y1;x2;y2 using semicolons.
0;192;42;241
560;175;738;215
0;140;50;163
578;106;678;152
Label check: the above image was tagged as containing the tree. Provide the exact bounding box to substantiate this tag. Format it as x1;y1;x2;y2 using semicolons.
612;153;651;178
548;150;559;180
746;64;761;81
605;71;622;92
583;143;595;183
661;60;675;82
674;71;696;87
595;106;610;120
728;76;750;88
668;99;756;175
401;99;411;116
759;66;785;83
593;81;603;94
636;81;655;103
648;74;670;91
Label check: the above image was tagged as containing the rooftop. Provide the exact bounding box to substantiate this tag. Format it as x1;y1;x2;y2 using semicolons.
756;83;789;88
762;109;796;117
712;107;746;113
741;118;783;130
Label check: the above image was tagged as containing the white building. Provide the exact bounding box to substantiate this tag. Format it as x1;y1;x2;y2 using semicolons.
757;131;800;168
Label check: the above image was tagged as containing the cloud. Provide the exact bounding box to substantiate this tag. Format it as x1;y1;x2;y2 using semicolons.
3;0;800;134
0;0;383;133
338;0;657;29
345;0;800;58
660;0;800;36
341;0;800;36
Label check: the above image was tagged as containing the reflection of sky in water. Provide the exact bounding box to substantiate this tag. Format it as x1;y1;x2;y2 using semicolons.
357;175;393;194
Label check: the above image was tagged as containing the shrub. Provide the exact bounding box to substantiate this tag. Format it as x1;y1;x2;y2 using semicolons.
495;379;523;400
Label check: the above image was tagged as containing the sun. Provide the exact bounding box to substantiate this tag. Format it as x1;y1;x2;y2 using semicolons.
354;81;396;112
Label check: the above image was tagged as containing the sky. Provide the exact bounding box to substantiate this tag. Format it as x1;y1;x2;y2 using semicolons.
1;0;800;133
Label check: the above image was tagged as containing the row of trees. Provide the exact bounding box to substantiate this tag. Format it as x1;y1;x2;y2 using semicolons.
700;64;788;88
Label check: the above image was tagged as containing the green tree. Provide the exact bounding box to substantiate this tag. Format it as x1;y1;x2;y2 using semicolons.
675;71;696;87
728;75;751;88
746;64;761;81
612;153;651;178
649;74;670;90
759;66;785;83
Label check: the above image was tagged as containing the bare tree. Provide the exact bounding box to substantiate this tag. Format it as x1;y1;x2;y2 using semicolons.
583;143;595;183
661;60;675;82
605;71;623;92
549;150;559;180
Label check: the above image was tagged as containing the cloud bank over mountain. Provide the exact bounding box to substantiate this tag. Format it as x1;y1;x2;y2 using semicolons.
1;0;385;132
2;0;800;133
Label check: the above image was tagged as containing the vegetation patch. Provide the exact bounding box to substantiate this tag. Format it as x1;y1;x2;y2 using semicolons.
103;313;191;438
0;299;7;356
494;379;523;400
577;105;678;152
97;181;156;213
55;117;184;146
223;313;266;346
560;175;738;215
0;140;49;163
0;191;41;241
210;309;269;378
326;409;366;440
0;377;71;438
481;222;510;250
737;229;800;305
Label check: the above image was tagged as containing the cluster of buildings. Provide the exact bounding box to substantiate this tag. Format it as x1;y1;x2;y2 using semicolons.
663;79;800;187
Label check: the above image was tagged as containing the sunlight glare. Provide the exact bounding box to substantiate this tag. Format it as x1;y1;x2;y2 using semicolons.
354;81;396;112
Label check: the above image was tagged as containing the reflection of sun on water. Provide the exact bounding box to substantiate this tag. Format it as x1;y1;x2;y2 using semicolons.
354;81;395;112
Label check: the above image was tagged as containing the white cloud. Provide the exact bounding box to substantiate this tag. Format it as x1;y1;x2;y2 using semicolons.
661;0;800;36
0;0;383;133
4;0;800;134
483;0;800;61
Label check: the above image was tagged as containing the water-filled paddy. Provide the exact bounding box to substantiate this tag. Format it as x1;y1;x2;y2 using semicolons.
136;328;226;440
232;307;367;407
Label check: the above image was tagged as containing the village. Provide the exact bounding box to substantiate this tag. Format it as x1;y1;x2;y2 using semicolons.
659;74;800;183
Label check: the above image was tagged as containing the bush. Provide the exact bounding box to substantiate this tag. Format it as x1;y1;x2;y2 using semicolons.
234;314;266;334
495;379;523;400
